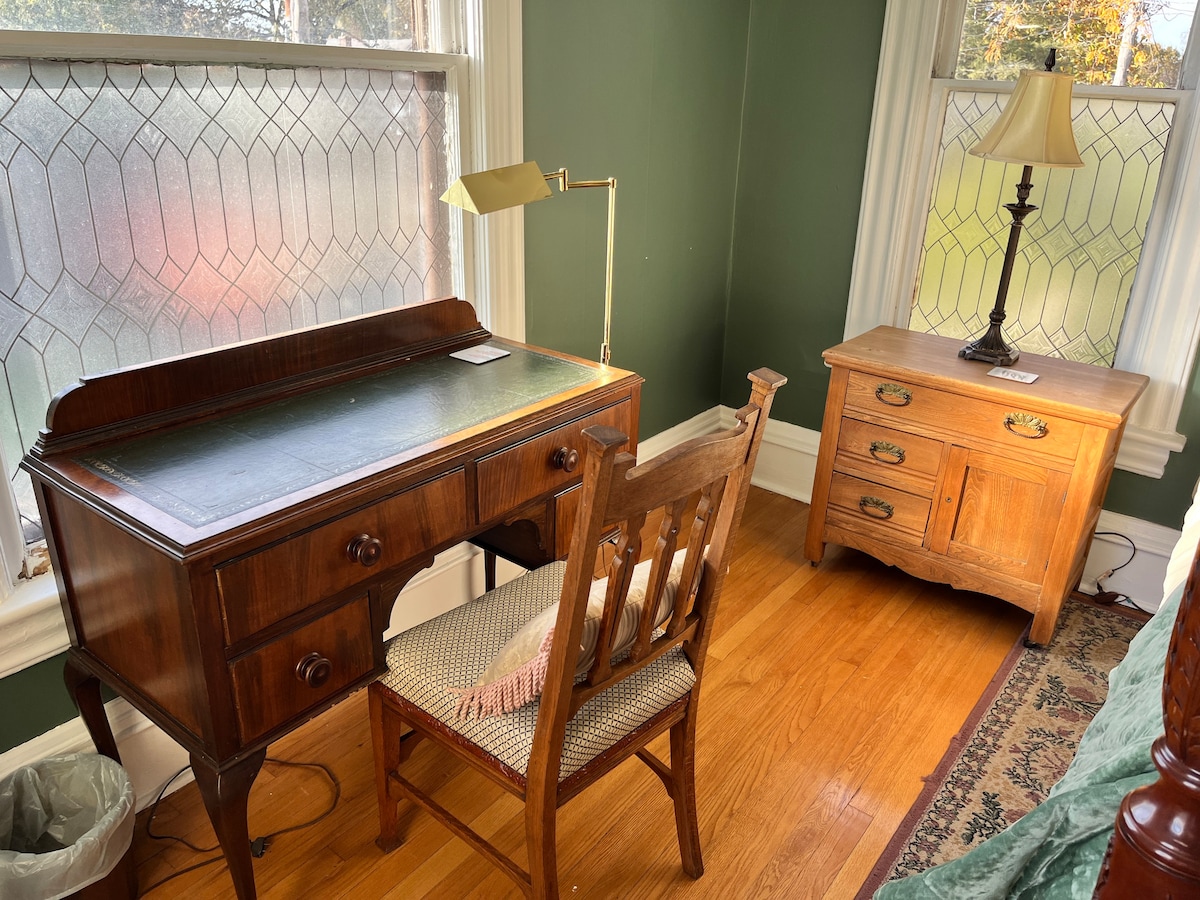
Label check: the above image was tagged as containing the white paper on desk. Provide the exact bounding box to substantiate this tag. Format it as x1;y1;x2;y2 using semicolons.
450;344;511;364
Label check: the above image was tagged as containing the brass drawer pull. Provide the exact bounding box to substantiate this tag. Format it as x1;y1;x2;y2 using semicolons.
858;496;895;520
868;440;906;465
1003;412;1049;439
552;446;580;472
346;533;383;567
875;383;912;407
295;652;332;688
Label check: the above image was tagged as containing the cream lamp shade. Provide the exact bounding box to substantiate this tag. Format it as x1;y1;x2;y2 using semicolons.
969;70;1084;168
440;161;553;214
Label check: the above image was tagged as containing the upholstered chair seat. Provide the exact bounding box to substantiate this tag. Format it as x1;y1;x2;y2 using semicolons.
379;560;696;780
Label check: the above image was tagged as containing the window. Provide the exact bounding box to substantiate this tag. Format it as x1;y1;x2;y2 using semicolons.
846;0;1200;478
0;0;526;596
914;1;1194;364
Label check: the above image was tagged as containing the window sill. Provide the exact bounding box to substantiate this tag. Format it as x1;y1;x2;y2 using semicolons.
0;574;67;679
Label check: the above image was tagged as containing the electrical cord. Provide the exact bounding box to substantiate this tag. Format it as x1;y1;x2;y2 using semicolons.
139;757;341;895
1090;531;1154;614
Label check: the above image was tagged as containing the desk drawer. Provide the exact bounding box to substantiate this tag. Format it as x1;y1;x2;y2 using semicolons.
476;402;631;524
844;372;1083;461
229;596;373;743
827;472;930;543
218;470;468;643
834;417;941;495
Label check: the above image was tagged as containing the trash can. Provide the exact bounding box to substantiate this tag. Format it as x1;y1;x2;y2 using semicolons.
0;753;136;900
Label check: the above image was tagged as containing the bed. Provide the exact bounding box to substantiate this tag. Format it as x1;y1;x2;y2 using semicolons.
873;484;1200;898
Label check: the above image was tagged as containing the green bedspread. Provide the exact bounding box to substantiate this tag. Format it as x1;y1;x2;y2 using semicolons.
876;587;1180;900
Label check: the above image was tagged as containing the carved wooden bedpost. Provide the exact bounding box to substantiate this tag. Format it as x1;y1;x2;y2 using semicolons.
1094;548;1200;897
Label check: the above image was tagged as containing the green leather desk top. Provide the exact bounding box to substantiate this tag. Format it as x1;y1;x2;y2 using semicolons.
78;345;596;527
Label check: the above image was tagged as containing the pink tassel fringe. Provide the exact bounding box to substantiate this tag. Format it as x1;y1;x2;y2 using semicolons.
452;628;555;719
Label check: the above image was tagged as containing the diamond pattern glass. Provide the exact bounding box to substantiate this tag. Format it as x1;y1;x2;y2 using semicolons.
0;59;451;527
912;90;1170;367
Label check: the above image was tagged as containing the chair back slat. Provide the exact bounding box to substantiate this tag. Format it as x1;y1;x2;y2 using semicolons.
668;480;721;638
590;517;644;684
533;368;786;787
630;498;689;662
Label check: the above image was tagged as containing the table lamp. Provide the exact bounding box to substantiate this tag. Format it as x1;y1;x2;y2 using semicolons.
960;54;1084;366
441;161;617;366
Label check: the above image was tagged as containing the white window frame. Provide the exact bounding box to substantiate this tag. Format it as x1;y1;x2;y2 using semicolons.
847;0;1200;479
0;1;525;617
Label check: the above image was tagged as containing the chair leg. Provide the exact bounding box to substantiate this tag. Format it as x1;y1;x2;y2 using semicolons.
525;788;560;900
369;683;410;853
669;703;704;878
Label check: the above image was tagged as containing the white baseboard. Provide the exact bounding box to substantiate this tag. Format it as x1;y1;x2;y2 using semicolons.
1078;510;1179;613
2;405;1179;802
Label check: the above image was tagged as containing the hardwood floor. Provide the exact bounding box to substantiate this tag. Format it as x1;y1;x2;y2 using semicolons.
132;487;1029;898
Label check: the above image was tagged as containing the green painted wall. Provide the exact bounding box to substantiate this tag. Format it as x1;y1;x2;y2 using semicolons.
723;0;887;430
0;653;75;754
523;0;751;438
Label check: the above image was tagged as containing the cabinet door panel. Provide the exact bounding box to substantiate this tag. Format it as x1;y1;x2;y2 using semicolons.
932;446;1067;584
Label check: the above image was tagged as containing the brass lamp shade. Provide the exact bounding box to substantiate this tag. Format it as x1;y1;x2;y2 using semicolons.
441;161;618;365
969;70;1083;168
440;161;553;215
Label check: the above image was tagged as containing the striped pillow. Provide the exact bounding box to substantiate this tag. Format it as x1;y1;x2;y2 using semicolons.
453;549;687;718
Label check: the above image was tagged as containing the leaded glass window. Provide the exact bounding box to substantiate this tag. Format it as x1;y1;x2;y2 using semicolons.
0;58;452;534
913;90;1170;364
910;0;1196;365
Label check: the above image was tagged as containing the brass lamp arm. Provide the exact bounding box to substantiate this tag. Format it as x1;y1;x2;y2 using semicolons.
541;168;617;366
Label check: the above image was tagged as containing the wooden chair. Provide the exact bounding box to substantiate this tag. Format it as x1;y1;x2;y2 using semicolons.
368;368;785;899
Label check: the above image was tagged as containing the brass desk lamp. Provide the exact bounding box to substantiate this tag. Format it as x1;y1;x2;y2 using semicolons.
442;161;617;365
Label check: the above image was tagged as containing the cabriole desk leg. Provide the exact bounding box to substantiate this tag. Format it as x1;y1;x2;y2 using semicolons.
64;653;121;763
192;749;267;900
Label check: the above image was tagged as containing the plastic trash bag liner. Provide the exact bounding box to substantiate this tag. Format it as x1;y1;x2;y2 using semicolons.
0;753;135;900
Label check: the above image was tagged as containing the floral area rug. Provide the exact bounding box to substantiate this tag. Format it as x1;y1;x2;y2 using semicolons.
856;597;1147;898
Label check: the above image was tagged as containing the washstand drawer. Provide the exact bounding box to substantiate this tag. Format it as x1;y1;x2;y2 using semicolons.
476;401;631;523
229;596;374;743
834;417;941;494
843;372;1084;460
218;470;468;643
827;472;931;541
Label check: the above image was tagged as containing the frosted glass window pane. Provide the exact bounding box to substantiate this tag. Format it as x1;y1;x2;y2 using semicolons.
0;59;451;531
912;90;1170;366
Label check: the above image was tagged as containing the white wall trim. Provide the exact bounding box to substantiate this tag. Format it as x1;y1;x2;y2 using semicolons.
461;0;526;343
1079;511;1180;614
718;407;820;503
843;0;945;342
847;0;1197;478
637;407;723;461
0;573;65;679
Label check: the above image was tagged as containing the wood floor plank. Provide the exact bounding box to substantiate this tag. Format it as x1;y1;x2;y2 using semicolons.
132;490;1029;898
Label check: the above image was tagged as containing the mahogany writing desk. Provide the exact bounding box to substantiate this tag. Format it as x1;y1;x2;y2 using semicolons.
20;298;641;900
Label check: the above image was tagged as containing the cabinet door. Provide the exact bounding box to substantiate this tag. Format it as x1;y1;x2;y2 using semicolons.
928;446;1068;586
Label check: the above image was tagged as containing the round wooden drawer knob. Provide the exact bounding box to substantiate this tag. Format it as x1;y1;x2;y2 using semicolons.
346;533;383;567
295;652;332;688
552;447;580;472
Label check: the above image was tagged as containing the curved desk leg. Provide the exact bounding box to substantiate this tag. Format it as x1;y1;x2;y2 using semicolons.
192;749;267;900
64;654;121;763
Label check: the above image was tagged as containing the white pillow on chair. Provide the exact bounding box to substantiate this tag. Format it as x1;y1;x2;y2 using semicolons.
453;548;688;718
